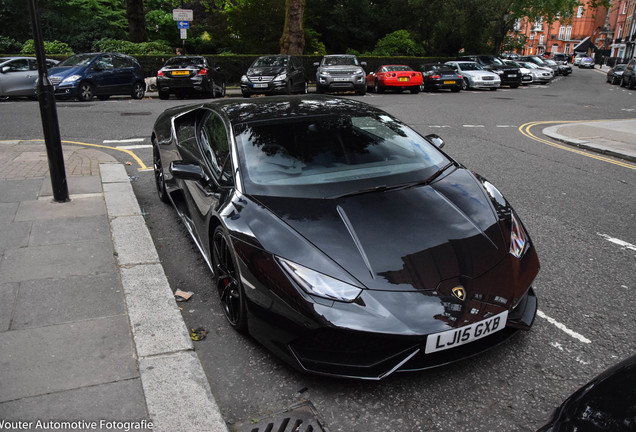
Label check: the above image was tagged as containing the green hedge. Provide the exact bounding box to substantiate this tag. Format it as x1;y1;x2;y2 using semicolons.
0;53;455;85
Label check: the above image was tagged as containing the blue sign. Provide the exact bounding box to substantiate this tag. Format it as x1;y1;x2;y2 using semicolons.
178;21;189;29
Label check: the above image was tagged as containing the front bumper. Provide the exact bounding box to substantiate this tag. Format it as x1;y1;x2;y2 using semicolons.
241;79;289;95
157;77;209;94
317;75;366;92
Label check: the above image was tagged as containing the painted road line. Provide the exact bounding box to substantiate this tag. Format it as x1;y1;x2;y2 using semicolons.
29;139;149;170
520;120;636;170
103;138;145;143
597;233;636;252
463;125;485;128
118;145;152;150
537;310;592;344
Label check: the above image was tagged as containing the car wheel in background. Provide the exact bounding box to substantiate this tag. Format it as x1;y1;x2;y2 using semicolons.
158;91;169;100
490;87;497;91
77;82;94;102
410;86;419;94
152;142;170;204
451;86;461;92
131;82;145;99
462;78;469;90
374;79;384;93
212;226;247;332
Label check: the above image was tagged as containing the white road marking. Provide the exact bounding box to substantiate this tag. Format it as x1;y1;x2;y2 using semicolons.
463;124;485;128
598;233;636;251
537;310;592;344
103;138;145;143
496;125;517;128
428;125;451;128
117;144;152;150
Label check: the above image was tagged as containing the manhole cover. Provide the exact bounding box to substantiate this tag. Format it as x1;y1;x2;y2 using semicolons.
232;402;327;432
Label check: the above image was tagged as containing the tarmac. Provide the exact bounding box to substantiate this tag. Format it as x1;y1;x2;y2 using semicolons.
0;100;634;431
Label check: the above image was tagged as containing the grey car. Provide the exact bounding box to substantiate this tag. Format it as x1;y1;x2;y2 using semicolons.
0;56;58;100
314;54;367;95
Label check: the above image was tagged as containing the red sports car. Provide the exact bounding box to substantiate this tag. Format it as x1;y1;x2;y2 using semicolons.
366;65;423;94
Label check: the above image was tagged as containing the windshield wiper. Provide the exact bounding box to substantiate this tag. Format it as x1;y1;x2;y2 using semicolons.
329;162;455;199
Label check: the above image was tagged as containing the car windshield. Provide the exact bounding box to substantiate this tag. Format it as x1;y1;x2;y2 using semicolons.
457;63;482;71
384;65;412;72
544;60;557;65
57;54;96;67
479;56;504;66
234;114;449;199
614;65;626;71
505;61;523;68
252;56;287;67
522;62;539;69
322;56;358;66
165;57;204;67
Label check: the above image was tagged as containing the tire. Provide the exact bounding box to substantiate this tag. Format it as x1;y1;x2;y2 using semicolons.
490;87;497;91
285;81;293;95
510;84;519;89
220;82;226;97
303;81;308;94
152;142;170;204
241;90;250;98
451;87;461;93
410;86;419;94
374;79;384;93
629;78;635;90
77;82;94;102
356;86;366;96
158;91;169;100
131;82;145;99
462;78;469;90
212;226;247;332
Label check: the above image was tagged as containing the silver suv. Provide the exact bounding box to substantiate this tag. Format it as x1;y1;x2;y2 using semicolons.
314;55;366;95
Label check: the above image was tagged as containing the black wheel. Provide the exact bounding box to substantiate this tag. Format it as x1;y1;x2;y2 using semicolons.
131;82;145;99
462;78;469;90
77;82;94;101
220;82;226;97
490;87;498;91
241;90;250;98
285;81;293;95
410;86;419;94
212;226;247;331
158;91;169;100
629;77;635;90
303;81;308;94
510;84;520;89
374;79;384;93
152;142;169;204
356;86;366;96
451;86;461;92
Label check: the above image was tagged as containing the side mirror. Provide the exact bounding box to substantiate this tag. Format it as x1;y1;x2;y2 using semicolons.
1;66;9;74
170;161;206;181
313;62;319;67
425;134;445;149
361;61;367;67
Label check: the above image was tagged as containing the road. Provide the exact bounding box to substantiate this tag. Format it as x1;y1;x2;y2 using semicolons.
1;67;635;431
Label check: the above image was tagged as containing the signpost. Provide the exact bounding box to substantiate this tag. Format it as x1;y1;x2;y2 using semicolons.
173;9;193;50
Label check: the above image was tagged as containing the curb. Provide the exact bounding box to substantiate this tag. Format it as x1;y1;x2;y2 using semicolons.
542;124;636;163
100;163;228;432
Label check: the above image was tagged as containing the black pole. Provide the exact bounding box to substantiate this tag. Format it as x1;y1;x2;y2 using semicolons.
27;0;69;203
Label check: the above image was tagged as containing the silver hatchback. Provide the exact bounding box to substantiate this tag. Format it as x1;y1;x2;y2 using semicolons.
0;56;58;100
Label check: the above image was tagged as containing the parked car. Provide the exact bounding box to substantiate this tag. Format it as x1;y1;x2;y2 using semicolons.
551;53;569;64
518;62;552;84
520;55;558;75
240;55;307;97
578;56;594;68
573;53;587;66
151;94;540;380
621;58;636;89
444;61;501;90
458;55;521;88
419;63;462;92
538;354;636;432
314;54;367;95
157;56;225;100
366;64;422;94
606;64;626;85
499;52;520;60
47;52;145;101
0;56;58;100
544;59;571;75
502;60;533;85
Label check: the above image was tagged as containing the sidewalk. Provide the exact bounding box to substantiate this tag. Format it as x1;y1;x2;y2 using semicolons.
0;140;228;431
543;118;636;163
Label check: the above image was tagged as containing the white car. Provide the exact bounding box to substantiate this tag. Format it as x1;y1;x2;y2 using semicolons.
519;62;553;84
444;61;501;90
503;60;533;84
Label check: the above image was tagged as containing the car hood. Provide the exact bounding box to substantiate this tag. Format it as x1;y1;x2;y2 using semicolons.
47;65;88;79
252;168;509;292
462;70;498;78
320;65;362;72
247;66;285;77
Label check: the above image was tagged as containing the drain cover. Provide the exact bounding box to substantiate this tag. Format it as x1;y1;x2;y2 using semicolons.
232;401;327;432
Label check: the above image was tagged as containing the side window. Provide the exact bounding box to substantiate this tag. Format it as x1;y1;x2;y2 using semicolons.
96;55;114;70
28;59;38;70
113;55;130;69
8;59;29;72
198;111;231;180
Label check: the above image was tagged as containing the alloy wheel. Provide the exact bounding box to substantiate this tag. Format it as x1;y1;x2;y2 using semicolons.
212;228;246;330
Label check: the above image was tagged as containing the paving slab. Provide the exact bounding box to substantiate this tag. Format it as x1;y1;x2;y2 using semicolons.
0;379;148;424
120;263;192;358
15;195;106;221
0;178;43;203
0;316;138;403
29;215;111;247
0;241;115;283
0;282;18;332
103;181;142;217
10;273;125;330
39;175;103;197
0;220;31;253
101;163;130;183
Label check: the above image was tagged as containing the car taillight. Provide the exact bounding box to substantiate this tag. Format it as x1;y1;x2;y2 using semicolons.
431;74;441;79
157;70;164;77
458;74;463;79
198;68;208;76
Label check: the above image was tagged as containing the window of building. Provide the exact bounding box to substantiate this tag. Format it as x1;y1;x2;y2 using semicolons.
533;18;543;31
514;18;521;31
577;6;584;18
565;25;572;40
617;25;623;39
558;26;565;39
622;1;628;14
539;34;545;44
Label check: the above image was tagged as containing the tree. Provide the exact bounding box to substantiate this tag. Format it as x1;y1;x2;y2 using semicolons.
279;0;305;54
126;0;148;42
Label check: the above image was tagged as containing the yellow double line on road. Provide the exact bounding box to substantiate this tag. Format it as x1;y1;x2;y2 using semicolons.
519;120;636;170
3;139;150;171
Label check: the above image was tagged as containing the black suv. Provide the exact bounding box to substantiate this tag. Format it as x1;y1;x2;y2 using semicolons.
458;55;522;88
240;55;307;97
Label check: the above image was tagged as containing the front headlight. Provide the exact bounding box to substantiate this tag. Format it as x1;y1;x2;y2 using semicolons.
277;257;362;302
494;70;504;75
61;74;81;84
273;73;287;82
319;70;331;77
510;212;528;258
240;75;249;83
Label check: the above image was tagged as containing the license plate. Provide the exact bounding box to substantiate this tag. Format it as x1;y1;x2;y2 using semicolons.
509;74;517;77
253;83;268;88
171;70;189;76
443;80;456;85
424;310;508;354
398;77;408;82
334;77;349;82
